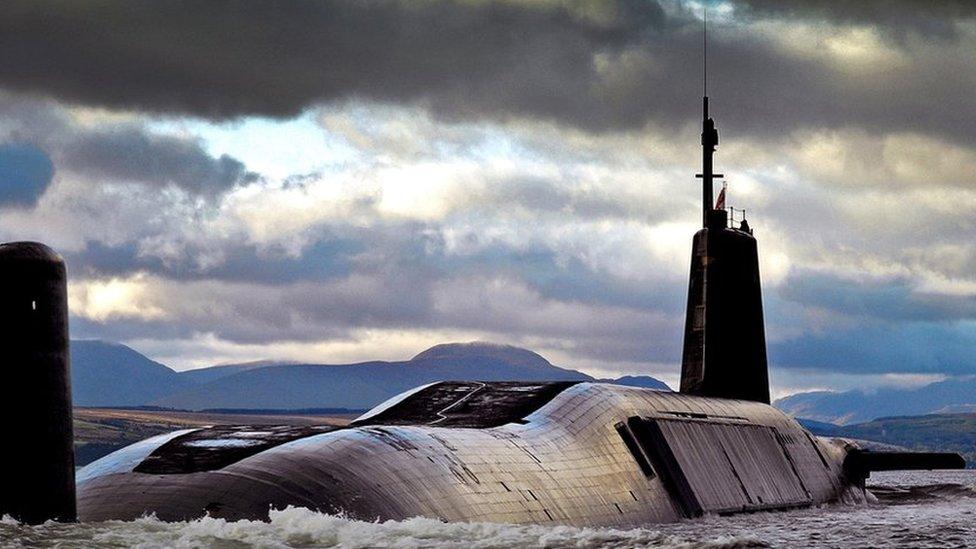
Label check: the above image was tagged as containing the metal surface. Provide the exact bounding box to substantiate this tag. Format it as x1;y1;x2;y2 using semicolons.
134;425;339;474
845;450;966;479
680;225;770;403
355;381;578;428
0;242;75;524
695;97;722;227
77;382;853;525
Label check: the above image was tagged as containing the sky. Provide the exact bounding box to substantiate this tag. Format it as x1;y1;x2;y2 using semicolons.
0;0;973;398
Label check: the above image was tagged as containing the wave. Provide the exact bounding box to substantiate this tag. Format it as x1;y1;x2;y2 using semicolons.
0;507;768;549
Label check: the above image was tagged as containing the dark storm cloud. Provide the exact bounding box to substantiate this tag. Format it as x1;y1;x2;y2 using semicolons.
439;243;688;314
0;143;53;206
0;0;973;142
59;128;258;197
0;0;670;127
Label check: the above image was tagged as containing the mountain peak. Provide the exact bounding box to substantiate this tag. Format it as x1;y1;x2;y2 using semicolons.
73;339;166;365
411;342;553;370
71;339;191;407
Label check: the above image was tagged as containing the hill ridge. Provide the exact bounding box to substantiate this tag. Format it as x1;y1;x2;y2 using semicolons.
775;376;976;425
71;339;670;411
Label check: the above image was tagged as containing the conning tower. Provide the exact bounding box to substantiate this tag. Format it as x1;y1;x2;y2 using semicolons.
0;242;75;524
680;96;769;403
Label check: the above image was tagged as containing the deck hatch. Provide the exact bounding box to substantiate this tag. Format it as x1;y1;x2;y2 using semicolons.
353;381;578;428
134;425;338;474
625;417;813;516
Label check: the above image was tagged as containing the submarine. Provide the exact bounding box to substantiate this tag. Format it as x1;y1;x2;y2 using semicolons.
0;94;965;527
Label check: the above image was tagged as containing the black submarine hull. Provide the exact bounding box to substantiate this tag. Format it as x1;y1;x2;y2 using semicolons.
77;382;866;525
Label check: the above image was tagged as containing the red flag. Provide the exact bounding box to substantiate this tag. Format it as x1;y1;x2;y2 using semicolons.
715;186;726;210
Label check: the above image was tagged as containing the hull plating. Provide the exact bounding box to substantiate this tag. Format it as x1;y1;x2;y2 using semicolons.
76;383;853;525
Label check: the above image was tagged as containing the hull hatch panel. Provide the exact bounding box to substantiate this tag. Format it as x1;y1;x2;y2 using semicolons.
630;417;812;515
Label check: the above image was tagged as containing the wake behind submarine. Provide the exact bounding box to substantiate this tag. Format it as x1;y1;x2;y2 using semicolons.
1;94;965;527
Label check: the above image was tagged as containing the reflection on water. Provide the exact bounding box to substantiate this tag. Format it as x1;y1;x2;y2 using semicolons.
2;470;974;548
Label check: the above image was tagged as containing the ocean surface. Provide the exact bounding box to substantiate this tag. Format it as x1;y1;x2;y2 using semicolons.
2;470;974;548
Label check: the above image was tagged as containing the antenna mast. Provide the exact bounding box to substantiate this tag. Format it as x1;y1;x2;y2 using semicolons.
695;5;722;228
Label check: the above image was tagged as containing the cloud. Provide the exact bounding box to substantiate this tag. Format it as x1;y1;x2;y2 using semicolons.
20;99;964;386
789;129;976;190
68;269;679;369
0;143;53;206
777;270;976;323
53;110;701;371
58;127;258;198
0;74;976;390
0;0;972;147
0;94;258;201
0;0;671;127
733;0;976;39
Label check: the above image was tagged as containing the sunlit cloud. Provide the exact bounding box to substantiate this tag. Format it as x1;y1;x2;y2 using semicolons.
69;274;168;322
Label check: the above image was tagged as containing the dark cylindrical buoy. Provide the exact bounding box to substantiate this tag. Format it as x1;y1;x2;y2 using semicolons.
0;242;75;523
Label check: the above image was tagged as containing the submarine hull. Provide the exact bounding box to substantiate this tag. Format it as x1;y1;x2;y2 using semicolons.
77;382;858;525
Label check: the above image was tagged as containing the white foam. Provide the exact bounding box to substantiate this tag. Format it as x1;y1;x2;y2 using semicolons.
0;507;736;549
5;470;976;549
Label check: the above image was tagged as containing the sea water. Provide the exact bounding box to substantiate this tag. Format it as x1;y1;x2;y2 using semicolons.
2;470;974;548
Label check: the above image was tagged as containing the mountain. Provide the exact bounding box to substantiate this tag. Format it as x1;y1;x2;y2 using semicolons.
796;418;841;434
412;342;555;370
71;340;194;407
775;376;976;425
609;375;671;391
154;342;595;410
178;360;294;384
801;413;976;466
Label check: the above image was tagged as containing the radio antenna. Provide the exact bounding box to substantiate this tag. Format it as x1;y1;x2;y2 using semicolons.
695;4;722;227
